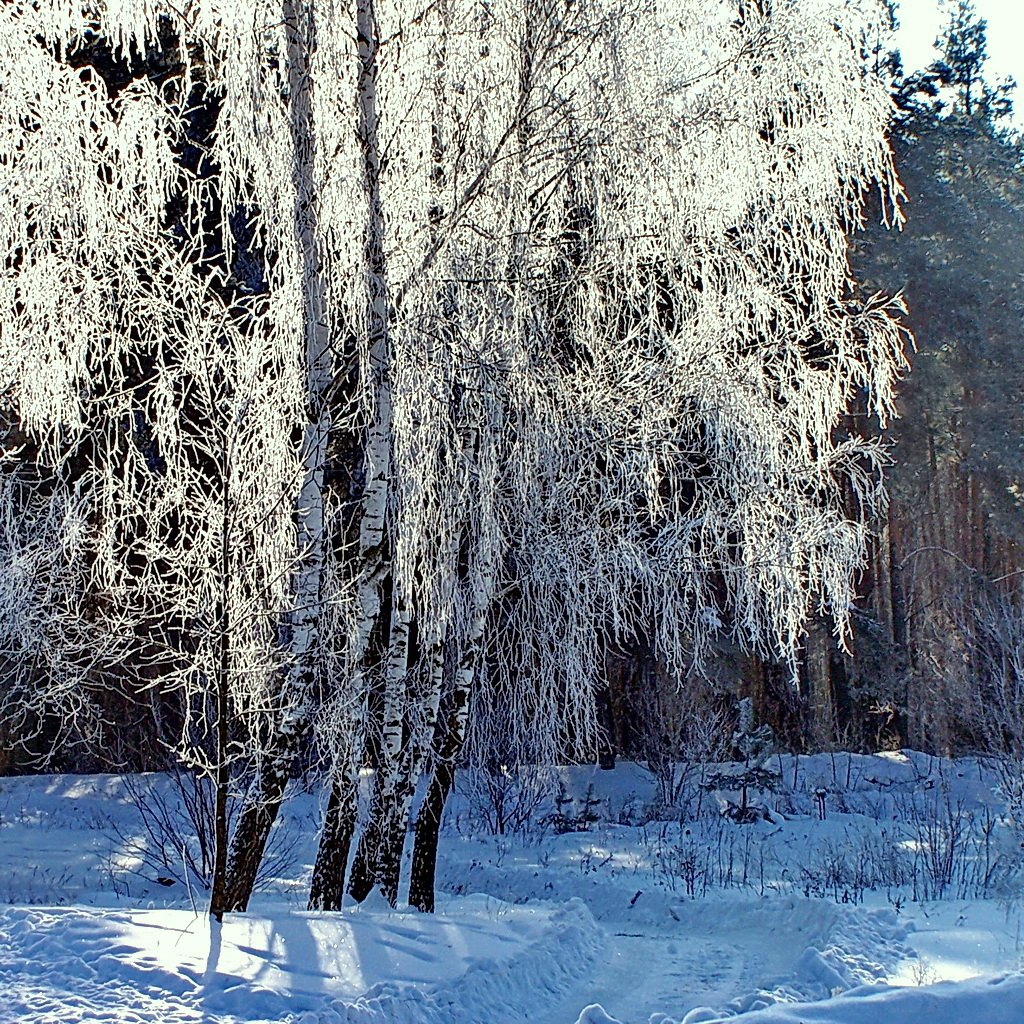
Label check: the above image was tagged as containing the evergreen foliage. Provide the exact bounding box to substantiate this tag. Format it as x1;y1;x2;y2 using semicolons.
770;0;1024;755
897;0;1016;127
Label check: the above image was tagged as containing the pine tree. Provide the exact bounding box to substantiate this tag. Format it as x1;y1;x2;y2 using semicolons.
900;0;1015;126
844;7;1024;754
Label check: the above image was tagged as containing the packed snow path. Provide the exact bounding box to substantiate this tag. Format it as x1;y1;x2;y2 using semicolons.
508;891;912;1024
530;930;746;1024
526;907;777;1024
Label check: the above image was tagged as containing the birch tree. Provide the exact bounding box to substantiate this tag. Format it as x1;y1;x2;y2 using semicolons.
1;0;906;913
0;0;345;914
308;0;909;909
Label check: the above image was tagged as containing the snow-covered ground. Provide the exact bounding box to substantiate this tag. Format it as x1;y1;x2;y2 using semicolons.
1;752;1023;1024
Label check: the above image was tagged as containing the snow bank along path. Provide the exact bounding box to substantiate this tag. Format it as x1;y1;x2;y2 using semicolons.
526;892;915;1024
0;896;602;1024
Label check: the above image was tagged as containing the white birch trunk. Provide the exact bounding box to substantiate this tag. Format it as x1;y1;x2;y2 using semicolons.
222;0;332;912
309;0;399;907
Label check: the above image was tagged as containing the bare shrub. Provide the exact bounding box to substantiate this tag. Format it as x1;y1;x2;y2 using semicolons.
105;769;299;894
640;674;731;819
455;763;553;836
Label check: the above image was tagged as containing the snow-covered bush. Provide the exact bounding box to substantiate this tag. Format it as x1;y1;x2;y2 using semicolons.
640;679;732;820
454;765;554;837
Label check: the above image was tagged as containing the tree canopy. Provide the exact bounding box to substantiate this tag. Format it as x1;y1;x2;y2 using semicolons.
0;0;906;910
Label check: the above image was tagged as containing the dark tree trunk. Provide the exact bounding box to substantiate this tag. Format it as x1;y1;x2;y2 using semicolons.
595;682;616;770
888;509;910;745
208;642;231;918
308;771;359;910
221;748;296;911
408;760;455;913
376;797;410;904
408;672;471;912
209;429;233;921
346;733;420;904
346;782;383;903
